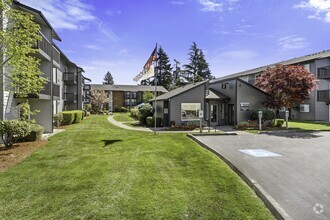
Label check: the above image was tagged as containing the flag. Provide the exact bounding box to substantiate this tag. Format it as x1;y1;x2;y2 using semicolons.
133;46;157;82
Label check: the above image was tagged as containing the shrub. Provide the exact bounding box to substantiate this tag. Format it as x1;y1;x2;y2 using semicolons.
121;107;128;112
251;109;275;121
236;121;249;130
53;113;63;127
138;103;153;124
0;120;30;148
276;119;285;127
19;124;44;142
138;115;146;125
146;117;162;127
130;109;139;119
60;111;75;125
84;103;92;111
73;110;83;123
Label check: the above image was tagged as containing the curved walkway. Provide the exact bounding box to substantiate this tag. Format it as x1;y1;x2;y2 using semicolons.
107;116;154;132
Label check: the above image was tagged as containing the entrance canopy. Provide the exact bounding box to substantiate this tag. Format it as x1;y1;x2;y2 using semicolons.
205;89;230;101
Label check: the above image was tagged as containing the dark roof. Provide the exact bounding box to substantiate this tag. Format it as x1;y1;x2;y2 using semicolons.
211;49;330;84
14;1;61;41
206;89;230;100
154;81;206;101
90;84;168;93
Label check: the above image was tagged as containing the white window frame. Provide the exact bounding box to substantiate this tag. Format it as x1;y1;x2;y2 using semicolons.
181;103;201;121
300;104;310;113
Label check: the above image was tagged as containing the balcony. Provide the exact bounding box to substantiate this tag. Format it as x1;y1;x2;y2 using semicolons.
53;83;60;97
84;84;91;90
33;32;52;59
64;93;77;103
317;90;330;102
317;68;330;79
14;81;51;99
63;72;77;84
40;81;51;96
53;46;60;66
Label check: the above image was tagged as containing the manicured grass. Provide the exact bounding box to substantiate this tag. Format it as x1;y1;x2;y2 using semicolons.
113;112;137;122
0;115;273;219
288;120;330;130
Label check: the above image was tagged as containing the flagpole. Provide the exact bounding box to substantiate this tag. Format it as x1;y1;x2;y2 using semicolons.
154;43;158;135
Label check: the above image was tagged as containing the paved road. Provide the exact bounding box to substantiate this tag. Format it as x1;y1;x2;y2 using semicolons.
195;131;330;220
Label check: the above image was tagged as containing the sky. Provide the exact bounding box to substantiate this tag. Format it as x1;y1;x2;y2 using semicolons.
20;0;330;85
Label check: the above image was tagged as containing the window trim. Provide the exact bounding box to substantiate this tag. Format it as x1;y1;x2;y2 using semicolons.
181;103;201;121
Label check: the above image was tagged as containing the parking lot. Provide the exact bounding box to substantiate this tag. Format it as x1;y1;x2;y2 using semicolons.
195;131;330;220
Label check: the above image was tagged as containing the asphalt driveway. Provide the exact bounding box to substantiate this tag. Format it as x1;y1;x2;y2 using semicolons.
194;131;330;220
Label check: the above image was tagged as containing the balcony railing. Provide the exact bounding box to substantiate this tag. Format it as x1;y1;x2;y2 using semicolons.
64;93;77;103
317;90;330;102
53;83;60;97
84;84;91;90
53;46;60;64
40;81;51;96
318;68;330;79
63;72;77;84
33;32;52;58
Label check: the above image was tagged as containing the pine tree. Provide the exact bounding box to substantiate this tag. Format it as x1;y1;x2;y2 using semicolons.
148;46;172;90
170;59;184;90
103;71;114;85
183;42;214;83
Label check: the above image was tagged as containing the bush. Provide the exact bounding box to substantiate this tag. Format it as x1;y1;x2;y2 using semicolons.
53;113;63;127
138;103;153;124
0;120;30;148
19;124;44;142
121;107;128;112
276;119;285;127
146;117;162;127
60;111;75;125
251;109;275;121
236;121;249;130
84;103;92;111
130;109;139;119
73;110;84;123
138;115;146;125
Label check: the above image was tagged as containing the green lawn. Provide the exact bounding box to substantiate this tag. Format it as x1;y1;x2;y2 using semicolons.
0;115;273;219
288;120;330;130
113;112;137;123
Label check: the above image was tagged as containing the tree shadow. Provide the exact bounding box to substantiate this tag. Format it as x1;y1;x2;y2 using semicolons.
102;139;123;147
261;130;322;139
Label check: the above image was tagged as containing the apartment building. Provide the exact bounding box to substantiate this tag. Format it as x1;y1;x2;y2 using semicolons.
0;1;90;133
90;84;168;111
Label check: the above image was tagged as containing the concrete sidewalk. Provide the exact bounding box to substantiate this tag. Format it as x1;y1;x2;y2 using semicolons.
193;131;330;220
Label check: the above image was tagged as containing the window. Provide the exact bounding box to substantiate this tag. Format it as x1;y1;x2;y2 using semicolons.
181;103;201;121
131;92;137;99
221;83;227;89
124;91;130;98
131;99;136;106
300;104;310;113
303;64;310;72
124;99;130;106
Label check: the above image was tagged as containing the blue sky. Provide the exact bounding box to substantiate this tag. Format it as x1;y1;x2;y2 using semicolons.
20;0;330;84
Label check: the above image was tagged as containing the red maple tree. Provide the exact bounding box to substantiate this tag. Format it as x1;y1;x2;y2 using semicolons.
255;64;317;110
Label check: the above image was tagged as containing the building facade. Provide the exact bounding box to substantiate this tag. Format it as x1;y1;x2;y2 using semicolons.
0;1;91;133
90;85;168;111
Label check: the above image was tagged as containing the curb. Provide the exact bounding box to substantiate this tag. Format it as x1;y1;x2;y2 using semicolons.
187;134;291;220
190;133;237;136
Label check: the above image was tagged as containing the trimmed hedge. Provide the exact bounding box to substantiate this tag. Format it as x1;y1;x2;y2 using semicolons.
53;113;63;127
60;111;75;125
146;116;162;127
73;110;84;123
251;109;275;121
19;124;44;142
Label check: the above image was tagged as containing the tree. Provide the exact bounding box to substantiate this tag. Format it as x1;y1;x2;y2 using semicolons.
170;59;184;90
103;71;114;85
90;89;110;112
183;42;214;83
0;0;46;97
255;64;317;110
142;91;154;103
147;46;172;90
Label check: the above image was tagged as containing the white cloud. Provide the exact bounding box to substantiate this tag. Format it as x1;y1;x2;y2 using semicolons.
277;35;309;50
20;0;96;30
295;0;330;23
84;44;103;51
105;10;122;16
171;0;187;5
97;22;120;43
199;0;223;12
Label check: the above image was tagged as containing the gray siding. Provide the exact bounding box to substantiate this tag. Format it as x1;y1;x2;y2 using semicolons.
236;80;268;123
169;84;205;125
209;79;237;104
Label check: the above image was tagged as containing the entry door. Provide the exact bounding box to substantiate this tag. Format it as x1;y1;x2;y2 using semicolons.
210;104;218;125
228;104;234;125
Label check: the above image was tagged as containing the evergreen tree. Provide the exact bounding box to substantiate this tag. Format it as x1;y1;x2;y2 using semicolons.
183;42;214;83
103;71;114;85
148;46;172;90
170;59;184;90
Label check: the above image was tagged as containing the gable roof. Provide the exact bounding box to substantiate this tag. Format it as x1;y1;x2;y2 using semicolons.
206;88;230;100
211;49;330;84
154;81;207;101
90;84;168;93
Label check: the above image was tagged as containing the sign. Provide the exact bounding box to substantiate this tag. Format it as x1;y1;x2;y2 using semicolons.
240;102;250;111
199;110;203;118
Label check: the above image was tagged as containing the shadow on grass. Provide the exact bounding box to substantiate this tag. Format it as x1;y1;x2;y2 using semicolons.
261;130;322;139
102;139;123;147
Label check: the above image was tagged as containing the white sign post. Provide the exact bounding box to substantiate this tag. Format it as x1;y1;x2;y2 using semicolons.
258;111;263;131
199;110;203;133
285;110;289;130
